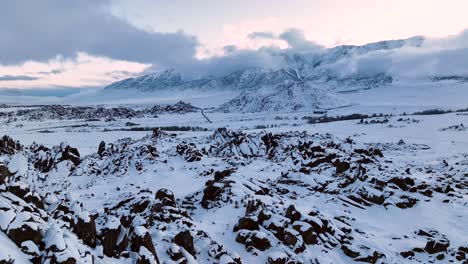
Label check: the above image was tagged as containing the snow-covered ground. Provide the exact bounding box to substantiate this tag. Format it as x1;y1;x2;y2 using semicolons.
0;81;467;264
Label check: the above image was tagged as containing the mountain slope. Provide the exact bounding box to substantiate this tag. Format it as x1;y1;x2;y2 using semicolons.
218;82;349;113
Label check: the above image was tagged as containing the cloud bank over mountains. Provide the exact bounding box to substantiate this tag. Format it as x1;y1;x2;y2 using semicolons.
329;30;468;80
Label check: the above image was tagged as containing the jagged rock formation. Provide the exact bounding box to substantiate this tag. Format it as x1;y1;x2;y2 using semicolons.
147;101;199;114
0;129;466;263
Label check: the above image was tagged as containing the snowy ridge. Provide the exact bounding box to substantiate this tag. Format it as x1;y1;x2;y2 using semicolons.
218;82;349;113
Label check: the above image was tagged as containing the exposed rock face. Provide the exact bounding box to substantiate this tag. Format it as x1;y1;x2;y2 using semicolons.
69;186;238;263
60;145;81;166
29;143;80;173
201;169;236;208
173;230;196;256
155;188;176;206
176;142;203;162
72;216;97;247
235;230;272;252
97;141;106;157
13;105;143;121
0;135;22;155
131;227;160;264
209;128;261;157
74;137;159;177
0;181;94;264
0;164;12;184
148;101;199;114
101;220;129;258
425;239;450;254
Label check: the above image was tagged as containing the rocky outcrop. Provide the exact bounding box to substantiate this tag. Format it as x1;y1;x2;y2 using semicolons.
209;128;261;157
29;143;80;173
176;142;203;162
0;135;22;155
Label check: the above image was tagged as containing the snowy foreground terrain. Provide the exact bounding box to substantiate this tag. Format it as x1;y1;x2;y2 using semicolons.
0;81;467;264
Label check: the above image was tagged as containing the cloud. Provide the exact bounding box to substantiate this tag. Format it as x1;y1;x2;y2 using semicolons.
0;75;40;81
223;45;238;54
327;29;468;80
247;31;276;40
37;69;64;75
0;53;149;89
0;0;198;69
183;46;283;77
182;28;325;76
279;29;323;52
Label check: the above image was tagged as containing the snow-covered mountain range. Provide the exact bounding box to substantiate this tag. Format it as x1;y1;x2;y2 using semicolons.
105;37;424;93
103;37;429;112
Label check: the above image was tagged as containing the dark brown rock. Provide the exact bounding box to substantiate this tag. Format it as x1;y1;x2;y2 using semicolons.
235;231;271;251
285;205;301;222
101;226;128;257
233;217;259;232
130;228;160;264
354;251;385;263
214;169;235;181
400;251;415;258
0;135;22;155
173;230;196;257
0;164;11;184
60;146;80;166
333;160;350;174
73;216;96;247
424;239;450;254
98;141;106;156
388;177;415;191
292;222;317;245
267;254;287;264
7;223;43;247
155;188;176;207
341;245;360;258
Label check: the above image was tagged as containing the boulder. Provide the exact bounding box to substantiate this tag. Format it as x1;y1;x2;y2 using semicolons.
130;227;159;264
8;222;43;248
97;141;106;156
73;216;97;247
235;231;271;251
0;135;22;155
155;189;176;207
173;230;196;256
101;225;128;257
285;205;301;222
425;239;450;254
233;217;259;232
0;164;12;184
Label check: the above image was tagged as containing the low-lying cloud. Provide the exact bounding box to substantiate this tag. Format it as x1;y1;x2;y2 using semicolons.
0;75;40;81
328;29;468;80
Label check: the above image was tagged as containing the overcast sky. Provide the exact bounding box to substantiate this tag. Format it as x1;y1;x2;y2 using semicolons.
1;0;467;89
